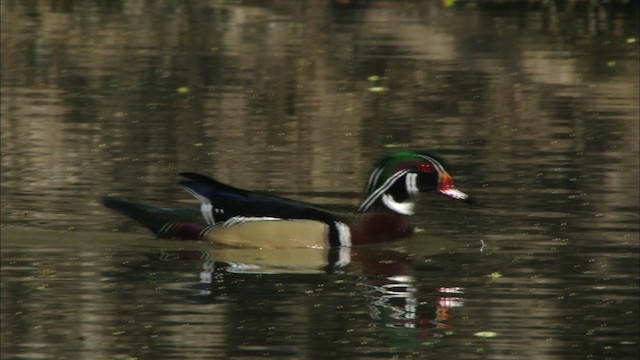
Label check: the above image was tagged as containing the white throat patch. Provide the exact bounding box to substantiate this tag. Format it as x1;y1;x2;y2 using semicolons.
382;194;415;215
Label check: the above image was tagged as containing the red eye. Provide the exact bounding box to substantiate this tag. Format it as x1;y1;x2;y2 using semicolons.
418;162;435;173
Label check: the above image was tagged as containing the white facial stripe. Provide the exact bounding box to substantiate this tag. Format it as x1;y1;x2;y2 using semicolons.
357;169;411;212
180;185;216;224
365;154;445;194
359;154;453;214
416;154;446;172
359;170;405;212
381;194;415;215
365;166;384;194
405;172;419;195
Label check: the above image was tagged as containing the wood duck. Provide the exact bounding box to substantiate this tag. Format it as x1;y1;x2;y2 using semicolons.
101;150;474;249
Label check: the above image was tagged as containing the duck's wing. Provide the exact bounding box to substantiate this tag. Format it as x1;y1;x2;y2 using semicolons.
178;172;339;225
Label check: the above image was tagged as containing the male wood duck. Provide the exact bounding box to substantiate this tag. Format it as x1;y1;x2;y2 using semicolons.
101;150;474;249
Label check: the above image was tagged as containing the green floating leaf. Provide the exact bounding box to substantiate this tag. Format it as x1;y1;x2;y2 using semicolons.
177;86;190;94
474;331;498;338
606;61;617;68
367;75;381;82
486;272;502;279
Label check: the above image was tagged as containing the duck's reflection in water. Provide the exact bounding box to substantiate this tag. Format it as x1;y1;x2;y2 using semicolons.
157;244;464;336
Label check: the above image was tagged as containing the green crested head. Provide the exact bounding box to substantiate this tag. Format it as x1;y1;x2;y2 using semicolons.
357;150;473;215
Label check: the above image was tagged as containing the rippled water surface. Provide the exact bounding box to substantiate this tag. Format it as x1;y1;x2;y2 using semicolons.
1;1;638;359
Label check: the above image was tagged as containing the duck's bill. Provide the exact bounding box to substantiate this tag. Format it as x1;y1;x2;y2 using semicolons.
437;173;476;204
439;187;475;204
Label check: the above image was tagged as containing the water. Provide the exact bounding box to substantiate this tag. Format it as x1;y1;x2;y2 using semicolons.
1;1;638;359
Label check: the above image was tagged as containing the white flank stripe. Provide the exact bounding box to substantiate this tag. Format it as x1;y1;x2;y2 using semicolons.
334;221;352;247
365;167;384;194
335;246;352;267
221;216;281;228
202;202;213;224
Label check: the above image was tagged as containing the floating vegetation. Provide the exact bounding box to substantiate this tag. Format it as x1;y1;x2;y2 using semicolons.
367;75;381;82
474;331;498;338
367;86;388;93
367;74;387;92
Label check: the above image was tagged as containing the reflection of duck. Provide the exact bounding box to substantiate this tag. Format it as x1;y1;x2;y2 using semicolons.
101;151;474;249
159;234;455;275
162;244;463;336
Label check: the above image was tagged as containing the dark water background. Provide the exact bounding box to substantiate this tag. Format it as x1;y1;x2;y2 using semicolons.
1;1;638;359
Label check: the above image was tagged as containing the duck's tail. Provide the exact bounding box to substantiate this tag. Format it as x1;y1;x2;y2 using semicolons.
100;196;206;240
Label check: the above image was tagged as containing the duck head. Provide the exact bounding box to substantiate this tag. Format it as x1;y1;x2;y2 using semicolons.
357;151;474;215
